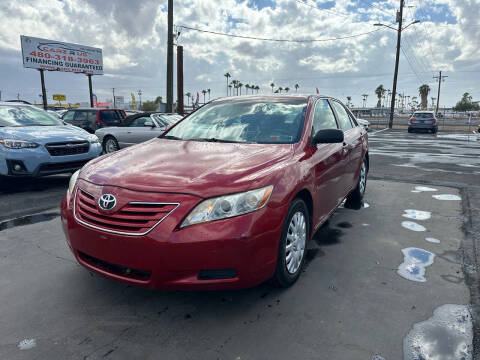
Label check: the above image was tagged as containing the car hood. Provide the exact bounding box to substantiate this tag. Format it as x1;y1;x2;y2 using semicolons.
81;138;294;198
0;125;90;144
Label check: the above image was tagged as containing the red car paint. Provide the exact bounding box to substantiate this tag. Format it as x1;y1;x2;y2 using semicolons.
61;95;368;290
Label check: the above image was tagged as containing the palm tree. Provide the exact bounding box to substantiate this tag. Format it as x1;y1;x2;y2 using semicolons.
245;84;250;95
202;89;207;104
231;80;238;96
185;92;191;106
238;82;243;96
255;85;260;94
228;84;232;96
278;87;283;93
224;72;231;96
375;85;385;108
418;84;430;109
295;84;299;93
285;87;290;93
270;83;275;93
207;88;211;100
346;96;352;107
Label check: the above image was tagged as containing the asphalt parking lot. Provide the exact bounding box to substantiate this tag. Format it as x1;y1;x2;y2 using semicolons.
0;129;479;359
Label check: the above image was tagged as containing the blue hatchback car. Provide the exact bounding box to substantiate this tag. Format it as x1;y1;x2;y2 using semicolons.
0;103;102;177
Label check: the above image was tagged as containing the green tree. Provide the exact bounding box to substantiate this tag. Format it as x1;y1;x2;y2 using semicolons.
418;84;430;110
278;86;283;93
238;82;243;96
255;85;260;94
346;96;352;107
375;85;385;108
142;100;157;111
285;87;290;93
270;83;275;93
453;92;480;111
224;72;231;96
207;88;211;100
228;84;232;96
202;89;207;103
295;84;299;93
245;84;250;94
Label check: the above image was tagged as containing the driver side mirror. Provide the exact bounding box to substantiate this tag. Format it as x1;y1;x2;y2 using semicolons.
144;121;154;127
313;129;344;144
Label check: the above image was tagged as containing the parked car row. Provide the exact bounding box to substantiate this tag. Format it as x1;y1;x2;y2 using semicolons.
0;103;183;179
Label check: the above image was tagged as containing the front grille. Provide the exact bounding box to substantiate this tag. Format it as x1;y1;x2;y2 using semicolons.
74;189;179;235
45;141;89;156
78;251;151;281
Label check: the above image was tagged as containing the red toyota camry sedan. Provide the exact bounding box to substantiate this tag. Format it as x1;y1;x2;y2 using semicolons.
61;95;368;290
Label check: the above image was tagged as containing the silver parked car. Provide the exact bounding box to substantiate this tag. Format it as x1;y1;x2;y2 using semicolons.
356;118;370;131
95;112;183;153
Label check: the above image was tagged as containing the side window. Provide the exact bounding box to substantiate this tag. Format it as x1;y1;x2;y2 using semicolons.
346;110;358;127
62;111;74;122
331;101;353;131
100;111;120;124
74;111;88;121
312;99;338;135
129;117;150;127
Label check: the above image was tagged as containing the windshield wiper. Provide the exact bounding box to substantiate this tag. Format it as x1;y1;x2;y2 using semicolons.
190;138;247;143
161;135;182;140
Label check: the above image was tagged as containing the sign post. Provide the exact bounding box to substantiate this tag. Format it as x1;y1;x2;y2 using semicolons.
39;69;47;110
88;74;93;108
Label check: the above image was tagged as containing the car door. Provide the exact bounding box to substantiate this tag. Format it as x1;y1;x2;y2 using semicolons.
125;116;159;145
309;99;347;226
330;100;363;193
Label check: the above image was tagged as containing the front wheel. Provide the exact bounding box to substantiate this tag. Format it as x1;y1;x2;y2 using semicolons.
346;156;368;204
272;198;310;288
103;136;119;153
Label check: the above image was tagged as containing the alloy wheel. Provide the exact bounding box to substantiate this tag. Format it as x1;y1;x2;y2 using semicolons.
285;211;306;274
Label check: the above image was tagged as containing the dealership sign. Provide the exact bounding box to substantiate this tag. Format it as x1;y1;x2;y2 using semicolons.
53;94;66;101
20;35;103;75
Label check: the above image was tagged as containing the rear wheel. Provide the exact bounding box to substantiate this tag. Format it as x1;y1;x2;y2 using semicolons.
103;136;119;153
346;156;368;204
272;198;310;288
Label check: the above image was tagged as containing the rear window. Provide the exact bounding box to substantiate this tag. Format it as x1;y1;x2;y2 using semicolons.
413;113;435;118
100;110;121;124
74;111;97;122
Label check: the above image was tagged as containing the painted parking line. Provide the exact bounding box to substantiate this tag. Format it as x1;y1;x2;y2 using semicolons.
369;128;389;136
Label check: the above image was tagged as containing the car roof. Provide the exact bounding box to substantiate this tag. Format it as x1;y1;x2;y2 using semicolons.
67;108;124;111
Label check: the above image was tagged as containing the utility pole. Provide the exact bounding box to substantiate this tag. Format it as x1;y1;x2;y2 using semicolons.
177;45;184;115
39;69;47;110
433;71;447;115
166;0;174;113
112;88;116;107
389;0;403;128
137;89;143;110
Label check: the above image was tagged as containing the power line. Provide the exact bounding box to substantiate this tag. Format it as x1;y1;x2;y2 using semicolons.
294;0;350;19
400;46;424;83
176;24;383;43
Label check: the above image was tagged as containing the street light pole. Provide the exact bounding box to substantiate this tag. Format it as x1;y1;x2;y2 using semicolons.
166;0;174;113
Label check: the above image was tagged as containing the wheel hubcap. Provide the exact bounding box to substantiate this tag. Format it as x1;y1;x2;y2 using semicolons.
106;140;117;153
359;161;367;195
285;212;306;274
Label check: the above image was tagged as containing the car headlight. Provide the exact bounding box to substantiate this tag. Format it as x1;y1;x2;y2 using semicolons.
181;185;273;228
0;139;39;149
87;134;100;144
68;170;80;196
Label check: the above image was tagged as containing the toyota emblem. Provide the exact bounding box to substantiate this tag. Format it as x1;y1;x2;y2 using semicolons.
98;194;117;211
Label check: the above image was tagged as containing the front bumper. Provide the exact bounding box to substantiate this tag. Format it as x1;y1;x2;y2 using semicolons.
0;143;101;176
61;182;287;290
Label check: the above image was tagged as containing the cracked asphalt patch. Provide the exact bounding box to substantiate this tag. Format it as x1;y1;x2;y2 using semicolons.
0;180;470;359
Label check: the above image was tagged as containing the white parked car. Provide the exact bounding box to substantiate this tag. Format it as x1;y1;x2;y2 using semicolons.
356;118;370;131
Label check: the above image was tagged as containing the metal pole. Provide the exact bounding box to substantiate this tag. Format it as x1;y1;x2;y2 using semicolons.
39;69;47;110
177;46;184;115
166;0;174;113
435;71;442;116
88;74;94;107
389;0;404;129
112;88;116;108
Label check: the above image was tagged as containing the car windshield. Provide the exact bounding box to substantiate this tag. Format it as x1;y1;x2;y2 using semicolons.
0;105;63;127
165;99;307;144
414;112;435;118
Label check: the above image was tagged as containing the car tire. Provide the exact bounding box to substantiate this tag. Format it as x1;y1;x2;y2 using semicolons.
346;156;368;204
103;136;119;153
272;198;310;288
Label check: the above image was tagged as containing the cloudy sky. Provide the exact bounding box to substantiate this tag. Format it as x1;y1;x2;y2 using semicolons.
0;0;479;107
